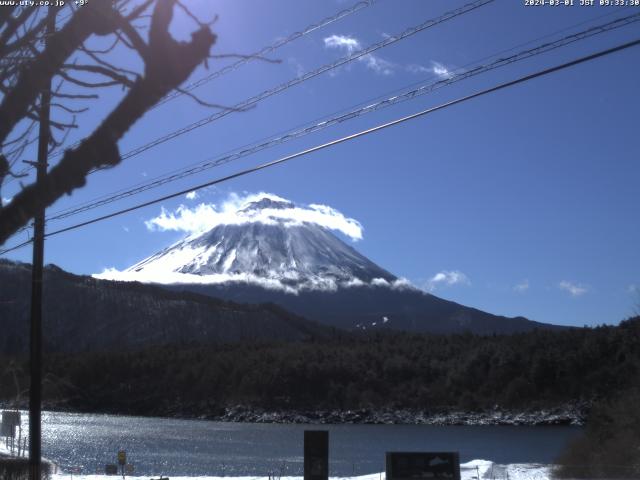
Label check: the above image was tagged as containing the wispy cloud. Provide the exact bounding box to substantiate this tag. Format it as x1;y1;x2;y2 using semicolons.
431;61;452;79
514;279;529;293
95;268;414;295
144;192;364;241
427;270;470;291
323;34;394;75
559;281;588;297
185;191;198;201
288;57;305;77
407;60;453;79
406;64;430;74
362;54;394;75
628;284;639;294
1;197;12;206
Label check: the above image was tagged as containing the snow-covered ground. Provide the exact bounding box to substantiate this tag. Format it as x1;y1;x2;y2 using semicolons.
4;442;553;480
46;460;553;480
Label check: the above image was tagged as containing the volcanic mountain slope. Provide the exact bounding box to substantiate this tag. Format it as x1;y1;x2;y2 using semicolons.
122;196;398;292
0;259;330;354
99;194;561;335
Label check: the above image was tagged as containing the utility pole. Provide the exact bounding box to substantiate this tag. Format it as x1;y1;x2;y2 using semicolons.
29;6;55;480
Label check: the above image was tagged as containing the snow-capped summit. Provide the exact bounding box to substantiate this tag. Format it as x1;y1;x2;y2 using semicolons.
238;196;295;212
100;193;402;292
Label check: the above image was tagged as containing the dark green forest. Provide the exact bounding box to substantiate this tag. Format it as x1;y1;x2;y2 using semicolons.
2;317;639;417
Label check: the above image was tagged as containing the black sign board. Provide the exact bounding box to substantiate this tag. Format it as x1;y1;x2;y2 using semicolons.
386;452;460;480
1;411;20;438
105;464;118;475
304;430;328;480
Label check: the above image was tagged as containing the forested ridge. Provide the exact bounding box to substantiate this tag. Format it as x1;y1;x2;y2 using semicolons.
0;260;332;353
2;317;638;418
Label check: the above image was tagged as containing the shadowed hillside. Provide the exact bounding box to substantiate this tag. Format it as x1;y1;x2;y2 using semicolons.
0;259;332;353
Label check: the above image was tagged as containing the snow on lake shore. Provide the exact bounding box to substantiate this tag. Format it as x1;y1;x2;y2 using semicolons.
5;442;553;480
48;460;553;480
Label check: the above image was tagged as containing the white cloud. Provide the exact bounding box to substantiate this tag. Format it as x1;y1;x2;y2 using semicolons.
559;281;588;297
360;54;394;76
406;61;453;79
323;34;394;75
144;192;364;241
185;191;198;201
122;226;130;233
98;192;424;294
96;268;302;294
514;279;529;293
427;270;470;291
431;61;452;79
1;197;12;205
94;268;415;295
324;34;360;53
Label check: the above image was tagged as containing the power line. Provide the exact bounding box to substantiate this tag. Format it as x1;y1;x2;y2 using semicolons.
2;35;637;255
39;0;376;161
40;11;640;225
48;7;638;213
50;0;494;169
153;0;376;108
1;0;488;189
0;238;32;257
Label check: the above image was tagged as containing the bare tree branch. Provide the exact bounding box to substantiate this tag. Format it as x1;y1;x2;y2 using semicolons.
0;11;49;58
0;8;38;53
50;103;89;115
53;91;99;100
0;1;120;144
56;70;124;89
0;0;216;245
60;64;137;88
79;44;139;77
125;0;156;22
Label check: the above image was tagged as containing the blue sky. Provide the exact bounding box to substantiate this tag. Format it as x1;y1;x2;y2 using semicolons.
2;0;639;327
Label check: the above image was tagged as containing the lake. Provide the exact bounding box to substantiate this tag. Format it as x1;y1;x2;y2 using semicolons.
33;411;581;476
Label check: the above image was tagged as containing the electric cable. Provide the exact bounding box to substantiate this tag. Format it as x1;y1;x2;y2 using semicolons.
4;0;375;178
3;35;637;255
47;0;495;167
41;11;640;225
153;0;376;108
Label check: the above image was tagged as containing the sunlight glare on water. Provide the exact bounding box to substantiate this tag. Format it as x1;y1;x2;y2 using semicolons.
18;411;584;476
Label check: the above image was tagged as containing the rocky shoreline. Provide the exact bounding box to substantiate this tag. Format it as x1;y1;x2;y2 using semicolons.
199;403;588;426
4;401;588;426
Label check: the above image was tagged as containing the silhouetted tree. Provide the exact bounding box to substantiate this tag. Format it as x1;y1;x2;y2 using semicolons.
0;0;217;245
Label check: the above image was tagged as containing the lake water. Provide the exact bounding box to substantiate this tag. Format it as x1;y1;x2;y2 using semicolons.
35;411;581;476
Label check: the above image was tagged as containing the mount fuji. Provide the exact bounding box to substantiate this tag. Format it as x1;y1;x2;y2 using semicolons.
98;194;559;335
115;195;402;292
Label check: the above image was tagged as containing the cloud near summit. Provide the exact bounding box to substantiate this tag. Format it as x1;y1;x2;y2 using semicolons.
144;192;364;241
